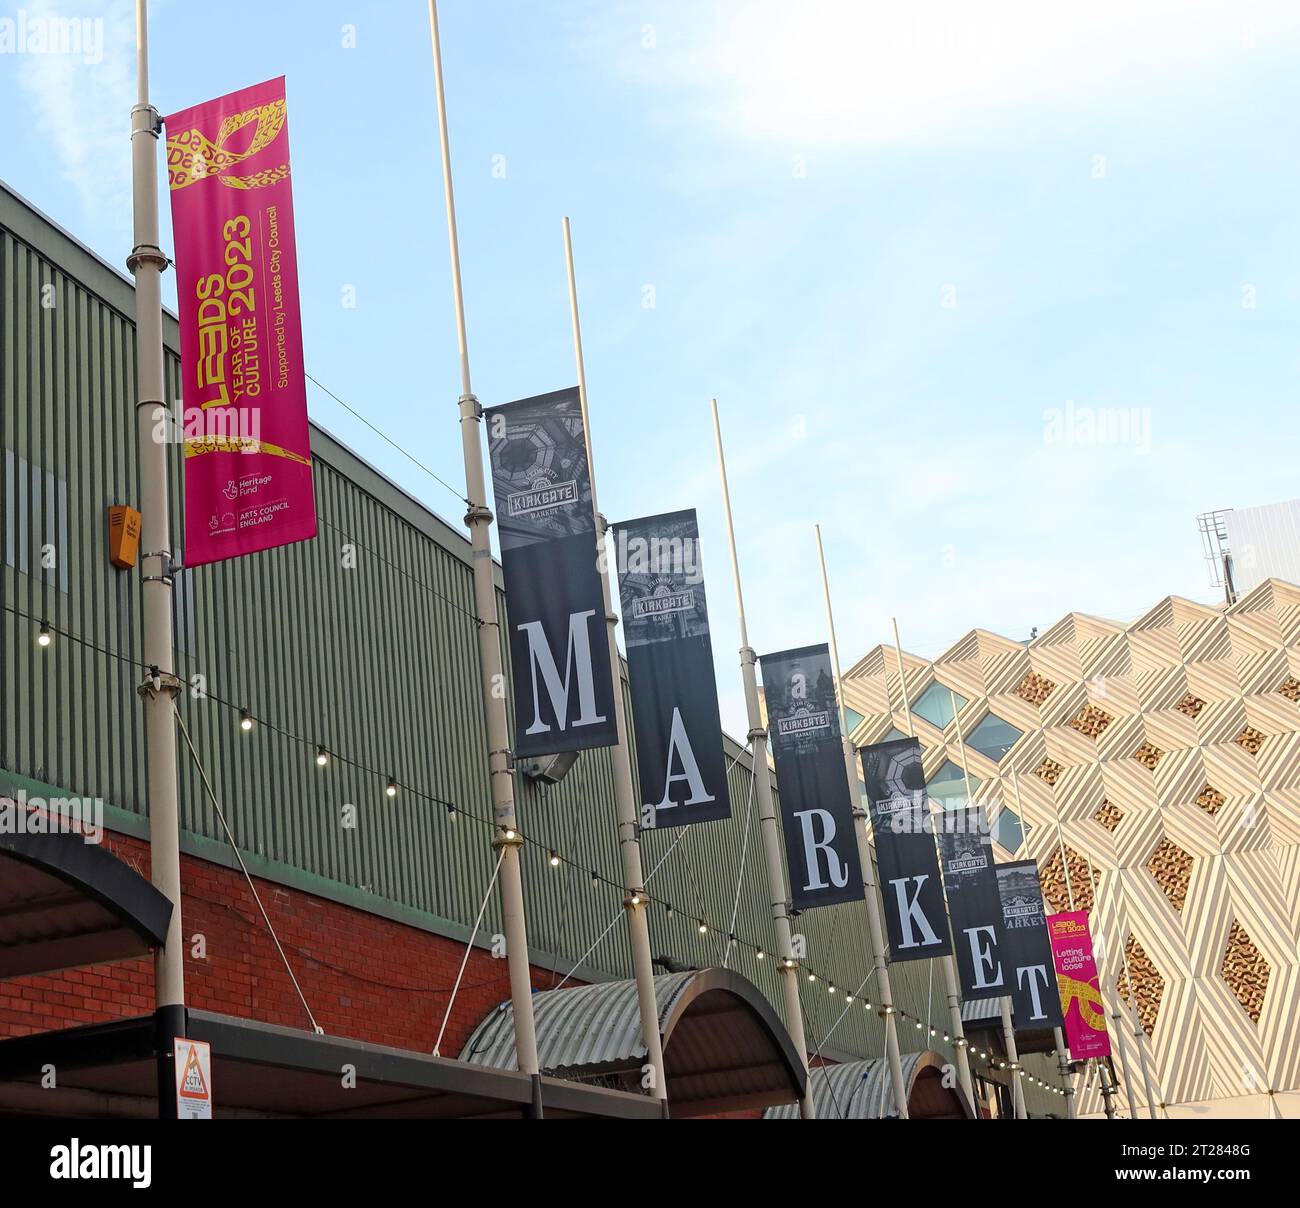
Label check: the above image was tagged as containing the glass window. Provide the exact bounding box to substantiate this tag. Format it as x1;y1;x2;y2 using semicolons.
965;713;1023;762
844;705;866;734
882;727;908;742
4;447;69;593
912;682;966;729
993;808;1032;853
926;759;980;809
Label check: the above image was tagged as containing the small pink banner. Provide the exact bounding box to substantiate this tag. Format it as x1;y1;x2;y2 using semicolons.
165;76;316;567
1047;910;1111;1060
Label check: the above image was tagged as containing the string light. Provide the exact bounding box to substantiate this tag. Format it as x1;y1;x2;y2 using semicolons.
20;598;1086;1095
37;622;1080;1097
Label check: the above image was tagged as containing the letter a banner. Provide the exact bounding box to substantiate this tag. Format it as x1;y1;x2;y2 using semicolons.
484;388;617;757
759;645;862;910
861;737;952;962
996;860;1065;1029
611;510;730;829
1048;910;1111;1059
164;77;317;567
936;804;1007;998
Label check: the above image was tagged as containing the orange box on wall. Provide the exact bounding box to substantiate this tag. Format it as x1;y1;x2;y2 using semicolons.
108;505;141;569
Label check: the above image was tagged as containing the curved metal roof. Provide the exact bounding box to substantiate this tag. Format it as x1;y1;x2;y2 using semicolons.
460;967;806;1116
764;1049;974;1120
0;827;173;979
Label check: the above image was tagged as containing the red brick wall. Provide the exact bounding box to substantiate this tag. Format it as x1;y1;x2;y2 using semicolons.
0;828;572;1058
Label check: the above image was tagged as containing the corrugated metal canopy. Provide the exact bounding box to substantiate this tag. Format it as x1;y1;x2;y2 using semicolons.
461;967;806;1117
961;998;1004;1023
0;826;172;979
764;1050;974;1120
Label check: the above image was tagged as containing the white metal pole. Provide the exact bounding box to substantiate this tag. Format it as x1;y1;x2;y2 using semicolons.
712;400;814;1119
427;0;542;1111
813;526;910;1119
130;0;186;1119
1117;921;1162;1120
891;621;977;1116
562;218;668;1109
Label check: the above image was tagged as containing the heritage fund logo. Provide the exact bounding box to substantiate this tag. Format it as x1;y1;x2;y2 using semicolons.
506;473;578;517
49;1139;152;1189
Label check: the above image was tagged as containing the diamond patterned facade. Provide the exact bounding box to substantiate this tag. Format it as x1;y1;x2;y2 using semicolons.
841;581;1300;1118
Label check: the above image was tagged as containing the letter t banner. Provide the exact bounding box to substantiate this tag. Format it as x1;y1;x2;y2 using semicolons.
995;860;1065;1029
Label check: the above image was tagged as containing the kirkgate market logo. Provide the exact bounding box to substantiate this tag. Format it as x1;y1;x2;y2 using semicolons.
506;470;578;518
631;578;695;620
776;704;831;737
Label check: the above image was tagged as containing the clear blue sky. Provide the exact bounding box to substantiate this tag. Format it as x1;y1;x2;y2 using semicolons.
4;0;1300;735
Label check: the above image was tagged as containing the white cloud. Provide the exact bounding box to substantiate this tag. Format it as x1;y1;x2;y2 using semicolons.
611;0;1295;151
15;1;138;236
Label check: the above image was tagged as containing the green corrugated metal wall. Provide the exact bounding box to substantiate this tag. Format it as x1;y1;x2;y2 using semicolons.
0;181;1067;1109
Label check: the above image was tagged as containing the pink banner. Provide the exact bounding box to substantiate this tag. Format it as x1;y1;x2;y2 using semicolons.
165;77;316;567
1047;910;1111;1060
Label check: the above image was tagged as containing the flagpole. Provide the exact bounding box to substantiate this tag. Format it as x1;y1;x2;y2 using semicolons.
427;0;542;1111
1080;849;1140;1119
712;400;815;1119
1084;846;1159;1119
891;619;978;1115
813;526;911;1118
562;217;669;1110
947;689;1026;1120
129;0;186;1118
1115;888;1163;1119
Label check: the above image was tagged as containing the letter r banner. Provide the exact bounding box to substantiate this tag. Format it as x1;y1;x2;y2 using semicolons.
759;644;862;910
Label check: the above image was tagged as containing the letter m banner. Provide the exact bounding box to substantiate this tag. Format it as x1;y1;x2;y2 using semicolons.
485;389;618;757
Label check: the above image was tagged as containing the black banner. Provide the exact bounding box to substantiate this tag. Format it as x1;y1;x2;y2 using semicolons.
860;737;952;962
937;805;1009;999
611;509;730;829
758;644;862;910
484;388;617;757
996;860;1066;1029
